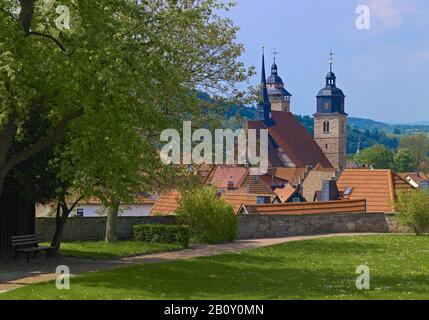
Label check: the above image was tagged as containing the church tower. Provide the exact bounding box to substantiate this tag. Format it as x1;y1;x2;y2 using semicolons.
267;53;292;112
257;48;275;127
314;52;347;170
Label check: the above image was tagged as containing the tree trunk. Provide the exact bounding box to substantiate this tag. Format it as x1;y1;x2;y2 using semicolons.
50;193;83;254
105;199;120;243
51;216;68;254
0;169;6;198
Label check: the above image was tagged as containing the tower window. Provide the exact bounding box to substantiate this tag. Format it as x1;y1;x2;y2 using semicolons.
323;121;330;134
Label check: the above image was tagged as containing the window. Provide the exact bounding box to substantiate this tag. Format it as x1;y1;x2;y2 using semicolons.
323;121;330;134
76;208;84;217
257;196;271;205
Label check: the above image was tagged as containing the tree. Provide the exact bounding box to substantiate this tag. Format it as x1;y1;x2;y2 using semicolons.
1;0;252;244
393;148;416;173
400;134;429;171
394;190;429;236
355;144;394;169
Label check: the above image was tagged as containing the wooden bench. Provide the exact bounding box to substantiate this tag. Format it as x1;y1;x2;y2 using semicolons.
11;235;54;263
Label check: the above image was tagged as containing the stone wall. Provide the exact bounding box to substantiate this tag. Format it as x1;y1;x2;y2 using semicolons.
237;213;390;240
36;213;408;242
36;216;176;242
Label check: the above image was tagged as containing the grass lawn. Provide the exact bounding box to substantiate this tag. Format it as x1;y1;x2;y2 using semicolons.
44;241;184;260
2;235;429;300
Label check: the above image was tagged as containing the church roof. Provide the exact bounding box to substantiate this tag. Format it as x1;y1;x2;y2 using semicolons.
247;112;333;168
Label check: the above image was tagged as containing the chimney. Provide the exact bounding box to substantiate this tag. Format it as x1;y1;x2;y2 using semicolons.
227;176;235;190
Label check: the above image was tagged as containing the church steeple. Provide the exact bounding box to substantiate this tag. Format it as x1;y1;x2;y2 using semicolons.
266;50;292;113
314;51;348;170
257;48;274;126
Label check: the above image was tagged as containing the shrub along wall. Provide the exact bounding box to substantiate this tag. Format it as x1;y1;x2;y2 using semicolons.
36;213;408;242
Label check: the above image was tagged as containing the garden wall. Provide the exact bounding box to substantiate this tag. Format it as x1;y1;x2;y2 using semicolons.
36;216;175;242
36;213;408;242
236;213;390;240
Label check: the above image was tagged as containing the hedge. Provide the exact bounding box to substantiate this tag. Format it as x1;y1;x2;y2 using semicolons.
133;224;190;247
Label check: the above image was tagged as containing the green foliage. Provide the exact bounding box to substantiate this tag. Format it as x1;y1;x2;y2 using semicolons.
133;225;190;247
400;134;429;171
0;0;252;202
355;144;394;169
394;190;429;236
393;148;416;172
176;186;238;244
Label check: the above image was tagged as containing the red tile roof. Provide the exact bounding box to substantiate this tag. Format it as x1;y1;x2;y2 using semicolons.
247;112;333;168
274;184;298;203
239;199;367;215
150;190;274;215
150;191;182;215
337;169;415;213
209;166;248;189
266;168;307;185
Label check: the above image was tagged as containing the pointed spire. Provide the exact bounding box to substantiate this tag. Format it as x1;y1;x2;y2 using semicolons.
356;137;361;155
260;47;270;105
257;47;274;126
261;47;267;85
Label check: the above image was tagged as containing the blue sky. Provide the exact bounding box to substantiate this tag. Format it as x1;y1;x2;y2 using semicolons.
223;0;429;123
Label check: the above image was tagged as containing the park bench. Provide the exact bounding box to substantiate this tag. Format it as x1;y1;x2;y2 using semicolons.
11;235;54;263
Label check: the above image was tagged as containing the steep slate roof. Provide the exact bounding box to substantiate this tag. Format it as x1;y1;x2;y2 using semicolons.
238;199;367;215
337;169;415;213
247;112;333;168
274;184;298;203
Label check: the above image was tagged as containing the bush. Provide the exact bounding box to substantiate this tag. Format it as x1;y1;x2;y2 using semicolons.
133;225;190;247
394;190;429;235
176;186;238;244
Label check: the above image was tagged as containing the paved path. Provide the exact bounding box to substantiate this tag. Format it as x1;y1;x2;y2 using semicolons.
0;233;380;293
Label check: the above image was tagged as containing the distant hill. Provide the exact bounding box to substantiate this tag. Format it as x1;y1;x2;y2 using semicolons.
348;117;429;135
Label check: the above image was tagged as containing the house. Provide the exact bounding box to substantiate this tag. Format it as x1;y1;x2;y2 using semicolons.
205;166;275;195
397;172;429;190
273;184;305;203
300;165;337;202
36;193;157;218
237;199;367;215
337;169;415;213
150;190;274;216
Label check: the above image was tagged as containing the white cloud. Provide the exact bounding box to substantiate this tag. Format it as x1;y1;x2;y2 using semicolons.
366;0;403;27
360;0;419;28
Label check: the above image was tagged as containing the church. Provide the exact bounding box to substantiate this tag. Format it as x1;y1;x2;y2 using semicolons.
246;51;348;171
